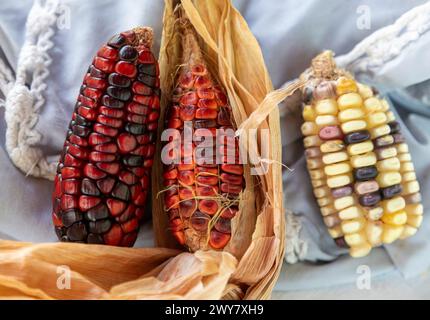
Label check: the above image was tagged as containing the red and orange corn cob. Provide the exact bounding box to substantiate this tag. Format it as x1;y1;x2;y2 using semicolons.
301;51;423;257
52;28;160;246
162;21;244;251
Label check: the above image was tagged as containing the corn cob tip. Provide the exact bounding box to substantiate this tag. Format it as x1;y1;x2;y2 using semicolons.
132;26;154;48
311;50;336;78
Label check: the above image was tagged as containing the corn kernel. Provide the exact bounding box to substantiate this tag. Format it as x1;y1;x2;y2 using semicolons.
341;218;365;234
304;135;322;148
324;162;351;176
357;83;374;99
327;174;353;188
309;169;325;180
386;111;396;122
345;231;367;246
323;214;341;228
302;105;316;121
301;121;319;135
320;140;344;153
341;120;367;133
336;77;358;95
337;93;363;110
407;215;423;228
376;172;401;187
396;143;409;154
367;206;384;221
364;97;383;112
382;210;407;225
400;162;414;172
349;243;372;258
317;197;333;207
334;196;354;210
315;99;338;115
328;226;343;238
382;196;405;214
381;99;390;112
402;180;420;195
311;179;325;188
314;186;331;198
322;151;349;164
321;205;336;216
338;108;365;122
399;225;418;240
366;112;387;128
366;221;383;246
375;147;397;160
339;206;362;220
350;152;377;168
382;224;404;244
315;115;339;126
370;124;390;139
347;141;373;156
398;153;411;162
405;204;423;216
307;158;323;169
376;157;401;172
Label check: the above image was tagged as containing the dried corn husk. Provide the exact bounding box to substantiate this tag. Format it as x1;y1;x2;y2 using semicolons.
0;0;297;300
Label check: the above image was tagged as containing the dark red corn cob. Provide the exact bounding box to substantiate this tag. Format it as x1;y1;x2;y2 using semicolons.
162;22;244;251
52;27;160;246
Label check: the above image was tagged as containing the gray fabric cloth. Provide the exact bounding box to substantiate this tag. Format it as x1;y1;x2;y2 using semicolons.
0;0;429;291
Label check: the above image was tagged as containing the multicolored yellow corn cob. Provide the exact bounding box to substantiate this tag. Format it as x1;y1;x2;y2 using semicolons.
300;51;423;257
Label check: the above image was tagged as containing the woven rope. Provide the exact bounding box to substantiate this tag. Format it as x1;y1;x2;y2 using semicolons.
1;0;59;180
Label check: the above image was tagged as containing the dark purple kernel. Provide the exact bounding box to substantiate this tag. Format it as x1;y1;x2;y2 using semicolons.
381;184;402;199
354;166;378;181
137;73;157;87
81;178;100;196
138;63;156;76
125;123;146;135
108;73;131;88
331;185;353;198
334;237;349;248
89;219;112;234
388;121;401;134
344;130;371;145
106;86;131;101
102;95;125;108
194;119;217;129
392;132;405;143
87;233;104;244
66;222;88;241
85;203;109;221
72;124;91;137
122;155;144;167
111;182;130;201
89;65;107;78
74;114;92;127
119;45;138;61
359;192;381;207
61;210;83;227
107;34;127;48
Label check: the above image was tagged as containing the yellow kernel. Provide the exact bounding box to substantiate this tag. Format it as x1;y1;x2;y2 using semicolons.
336;77;358;95
350;152;377;168
382;224;404;244
402;171;416;182
400;162;415;172
366;221;384;246
321;205;337;216
407;215;423;228
402;180;420;195
304;135;322;148
318;197;333;207
364;97;383;112
399;225;418;240
307;158;324;169
376;172;402;187
357;83;374;99
366;112;387;128
386;111;396;122
381;99;390;112
341;120;367;133
405;204;423;216
341;218;365;234
327;174;353;188
376;157;401;172
328;226;343;238
366;206;384;221
314;186;331;198
315;115;339;126
301;121;319;136
349;243;372;258
311;179;325;188
302;105;316;121
345;231;367;246
339;206;362;220
376;147;397;160
309;169;325;180
396;143;409;154
323;214;342;228
320;140;344;153
347;141;373;156
382;211;407;226
324;162;351;176
334;196;354;210
315;99;338;115
338;108;365;122
382;196;406;214
398;153;411;162
337;93;363;110
322;151;349;164
370;124;390;139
